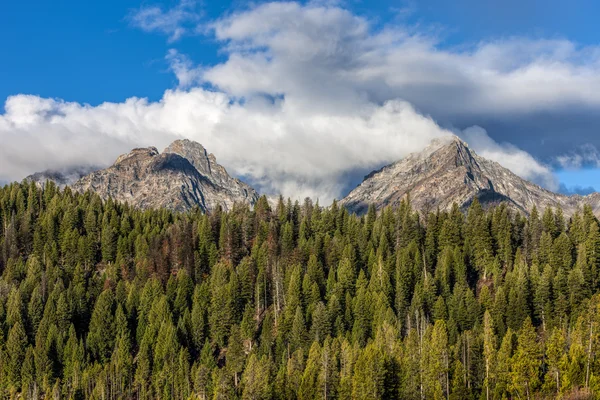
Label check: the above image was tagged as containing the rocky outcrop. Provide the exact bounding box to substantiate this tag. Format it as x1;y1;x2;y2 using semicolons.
341;135;600;216
163;139;256;205
70;140;259;213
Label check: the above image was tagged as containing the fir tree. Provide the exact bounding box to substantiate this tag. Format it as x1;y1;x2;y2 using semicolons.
87;289;116;363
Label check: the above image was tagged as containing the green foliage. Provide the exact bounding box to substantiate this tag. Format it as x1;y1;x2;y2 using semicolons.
0;182;600;398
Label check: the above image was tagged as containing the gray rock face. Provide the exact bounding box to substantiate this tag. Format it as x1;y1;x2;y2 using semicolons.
70;140;259;212
341;135;600;216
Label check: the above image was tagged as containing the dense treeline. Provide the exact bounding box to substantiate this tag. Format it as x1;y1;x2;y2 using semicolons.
1;181;600;399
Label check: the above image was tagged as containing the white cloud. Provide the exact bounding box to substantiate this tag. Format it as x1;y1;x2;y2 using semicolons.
0;89;555;203
0;1;587;202
166;49;203;87
128;0;200;42
205;2;600;119
0;91;455;202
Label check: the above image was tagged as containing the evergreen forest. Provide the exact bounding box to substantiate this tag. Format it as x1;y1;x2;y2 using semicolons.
2;181;600;399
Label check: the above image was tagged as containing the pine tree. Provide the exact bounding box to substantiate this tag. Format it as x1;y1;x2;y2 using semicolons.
227;325;245;388
290;306;308;352
299;342;321;400
21;346;36;398
101;224;117;263
209;261;235;348
212;366;236;400
112;305;132;397
424;320;449;400
6;320;28;390
534;264;553;332
545;327;566;396
352;343;387;400
449;360;469;400
87;289;116;363
494;328;514;399
241;354;272;400
191;283;209;354
511;318;541;400
482;310;496;400
318;338;339;400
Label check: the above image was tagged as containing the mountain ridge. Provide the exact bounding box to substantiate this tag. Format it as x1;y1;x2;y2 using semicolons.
27;139;259;213
341;135;600;216
25;135;600;216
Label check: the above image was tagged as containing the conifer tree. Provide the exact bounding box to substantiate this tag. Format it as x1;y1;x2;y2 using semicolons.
352;343;387;400
87;289;116;363
511;318;541;399
227;325;245;388
6;321;27;390
545;327;566;396
3;181;600;399
483;310;497;400
241;354;272;400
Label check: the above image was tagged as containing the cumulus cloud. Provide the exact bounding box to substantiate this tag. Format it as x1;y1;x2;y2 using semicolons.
199;2;600;160
0;91;455;202
128;0;200;42
166;49;203;87
0;1;587;202
206;2;600;117
0;90;555;203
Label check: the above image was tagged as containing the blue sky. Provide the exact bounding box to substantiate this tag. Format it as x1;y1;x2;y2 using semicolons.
4;0;600;105
2;0;185;104
2;0;600;199
556;169;599;195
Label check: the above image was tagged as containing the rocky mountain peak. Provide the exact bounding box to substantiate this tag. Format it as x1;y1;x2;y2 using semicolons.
164;139;225;183
163;139;255;194
341;135;600;216
48;139;261;213
164;139;208;164
114;146;159;165
408;134;472;164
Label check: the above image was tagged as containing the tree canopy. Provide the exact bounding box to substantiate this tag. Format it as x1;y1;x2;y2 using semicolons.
0;181;599;399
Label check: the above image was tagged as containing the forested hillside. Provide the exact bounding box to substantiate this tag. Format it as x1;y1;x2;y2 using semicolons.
1;181;600;399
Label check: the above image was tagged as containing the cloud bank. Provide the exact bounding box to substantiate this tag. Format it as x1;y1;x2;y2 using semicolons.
4;1;593;202
0;92;458;201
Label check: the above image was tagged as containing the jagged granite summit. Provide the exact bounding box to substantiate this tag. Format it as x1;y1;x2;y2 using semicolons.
65;139;259;213
341;135;600;216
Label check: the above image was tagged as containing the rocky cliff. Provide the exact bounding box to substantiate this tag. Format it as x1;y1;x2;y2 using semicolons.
65;140;259;213
341;135;600;216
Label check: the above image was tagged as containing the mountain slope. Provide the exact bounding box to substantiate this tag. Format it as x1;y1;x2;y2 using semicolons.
341;135;600;215
69;140;259;212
